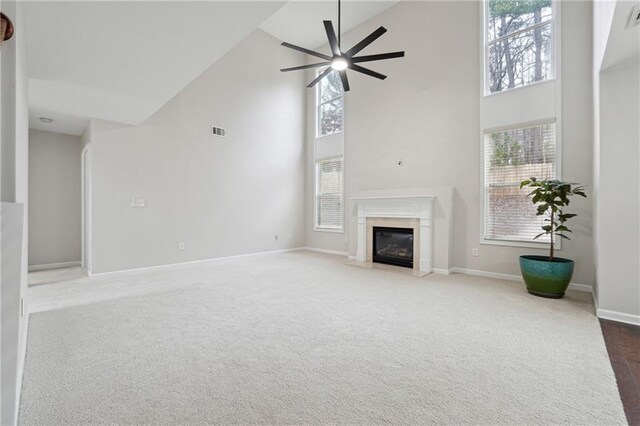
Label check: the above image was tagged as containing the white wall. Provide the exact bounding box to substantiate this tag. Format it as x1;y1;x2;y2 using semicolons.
89;29;306;274
0;1;29;424
305;1;594;284
596;63;640;323
591;0;640;325
28;129;81;267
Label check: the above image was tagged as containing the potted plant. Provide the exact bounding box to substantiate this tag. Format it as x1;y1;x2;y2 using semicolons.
519;177;586;298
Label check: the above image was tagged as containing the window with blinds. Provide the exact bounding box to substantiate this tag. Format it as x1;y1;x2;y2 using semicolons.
484;121;556;243
316;157;344;231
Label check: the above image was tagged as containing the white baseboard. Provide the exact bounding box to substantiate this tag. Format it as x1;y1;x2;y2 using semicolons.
91;247;305;277
597;309;640;326
347;255;357;261
451;267;593;293
567;283;593;293
432;268;453;275
28;261;81;272
452;267;520;282
303;247;348;257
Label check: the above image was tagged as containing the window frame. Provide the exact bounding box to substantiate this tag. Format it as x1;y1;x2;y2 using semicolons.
314;155;345;233
480;118;561;249
482;0;558;96
316;70;345;138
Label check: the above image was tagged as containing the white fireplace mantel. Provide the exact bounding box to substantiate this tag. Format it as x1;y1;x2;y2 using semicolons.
351;195;436;275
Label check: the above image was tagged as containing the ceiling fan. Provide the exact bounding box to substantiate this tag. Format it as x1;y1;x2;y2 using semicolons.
279;0;405;92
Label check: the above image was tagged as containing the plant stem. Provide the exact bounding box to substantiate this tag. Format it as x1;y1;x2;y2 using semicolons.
549;209;554;262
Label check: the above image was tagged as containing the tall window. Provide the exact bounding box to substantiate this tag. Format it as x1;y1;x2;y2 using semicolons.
485;0;554;94
315;157;344;231
483;121;556;243
317;71;344;137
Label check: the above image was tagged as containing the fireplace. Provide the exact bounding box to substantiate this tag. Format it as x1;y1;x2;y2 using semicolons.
372;227;414;269
352;195;435;276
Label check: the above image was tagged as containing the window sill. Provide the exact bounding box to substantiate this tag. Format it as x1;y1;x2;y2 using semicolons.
483;78;556;98
314;227;344;234
481;238;562;250
315;131;344;140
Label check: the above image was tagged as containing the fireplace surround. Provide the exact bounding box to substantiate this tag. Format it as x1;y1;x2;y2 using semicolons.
351;195;435;276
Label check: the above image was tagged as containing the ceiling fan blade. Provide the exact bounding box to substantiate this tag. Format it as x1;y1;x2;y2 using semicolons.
351;51;405;64
339;70;350;92
323;20;341;57
281;42;331;61
344;26;387;58
307;67;333;88
281;62;330;72
349;64;387;80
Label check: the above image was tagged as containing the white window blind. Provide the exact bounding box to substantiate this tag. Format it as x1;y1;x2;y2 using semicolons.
486;0;554;93
316;157;344;230
484;121;556;243
317;71;344;137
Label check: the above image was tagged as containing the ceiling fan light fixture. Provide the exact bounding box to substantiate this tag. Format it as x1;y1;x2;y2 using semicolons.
331;57;349;71
279;0;404;91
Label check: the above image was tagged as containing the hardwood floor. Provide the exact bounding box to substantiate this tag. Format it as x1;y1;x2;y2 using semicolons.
600;319;640;426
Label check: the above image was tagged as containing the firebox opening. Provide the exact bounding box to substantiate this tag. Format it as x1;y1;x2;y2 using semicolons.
372;226;414;269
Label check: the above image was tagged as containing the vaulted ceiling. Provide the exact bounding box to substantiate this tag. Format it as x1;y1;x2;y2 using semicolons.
600;1;640;71
25;1;400;136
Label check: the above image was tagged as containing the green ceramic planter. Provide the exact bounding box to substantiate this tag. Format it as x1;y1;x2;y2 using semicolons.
519;255;575;299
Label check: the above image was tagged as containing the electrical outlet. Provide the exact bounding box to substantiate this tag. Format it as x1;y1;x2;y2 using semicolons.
274;235;279;241
472;248;479;257
178;242;185;250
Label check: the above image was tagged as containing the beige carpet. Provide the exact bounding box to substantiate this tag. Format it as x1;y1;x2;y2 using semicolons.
19;251;626;424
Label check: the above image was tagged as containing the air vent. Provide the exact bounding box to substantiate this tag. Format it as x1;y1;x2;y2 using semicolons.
211;125;227;137
628;5;640;29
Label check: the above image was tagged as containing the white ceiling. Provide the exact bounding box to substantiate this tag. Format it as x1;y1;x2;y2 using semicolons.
26;1;286;135
26;0;400;136
260;0;400;50
601;1;640;71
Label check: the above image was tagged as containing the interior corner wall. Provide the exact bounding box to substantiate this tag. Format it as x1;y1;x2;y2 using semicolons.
80;122;91;149
28;130;82;267
0;1;29;424
89;29;306;274
304;1;595;284
591;0;615;303
596;62;640;322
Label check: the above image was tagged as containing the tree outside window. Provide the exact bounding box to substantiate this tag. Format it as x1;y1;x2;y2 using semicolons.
318;71;344;137
486;0;553;93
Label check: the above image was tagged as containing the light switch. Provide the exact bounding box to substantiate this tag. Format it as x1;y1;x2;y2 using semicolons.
129;198;145;208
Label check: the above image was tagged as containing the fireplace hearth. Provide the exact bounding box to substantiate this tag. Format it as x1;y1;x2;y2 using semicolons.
372;227;414;268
